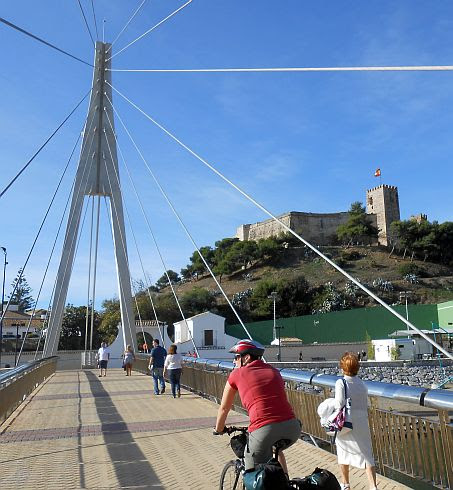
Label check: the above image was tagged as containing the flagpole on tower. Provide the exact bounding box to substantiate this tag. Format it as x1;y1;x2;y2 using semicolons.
374;167;382;185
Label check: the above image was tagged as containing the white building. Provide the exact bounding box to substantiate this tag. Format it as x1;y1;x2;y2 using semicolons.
173;311;239;359
372;338;433;361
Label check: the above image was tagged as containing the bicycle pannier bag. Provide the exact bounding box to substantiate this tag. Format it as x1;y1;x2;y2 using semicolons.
243;458;289;490
293;467;341;489
230;433;247;458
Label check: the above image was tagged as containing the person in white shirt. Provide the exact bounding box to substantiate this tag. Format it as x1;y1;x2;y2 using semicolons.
97;342;110;377
163;344;183;398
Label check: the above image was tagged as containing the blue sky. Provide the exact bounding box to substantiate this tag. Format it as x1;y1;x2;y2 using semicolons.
1;1;453;309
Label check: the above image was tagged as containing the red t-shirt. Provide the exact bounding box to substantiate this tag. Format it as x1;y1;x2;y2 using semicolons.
228;359;295;432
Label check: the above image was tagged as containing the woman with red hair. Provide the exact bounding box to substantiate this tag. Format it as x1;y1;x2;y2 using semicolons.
336;352;377;490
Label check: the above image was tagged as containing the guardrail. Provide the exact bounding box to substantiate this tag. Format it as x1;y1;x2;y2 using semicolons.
137;355;452;489
0;356;58;425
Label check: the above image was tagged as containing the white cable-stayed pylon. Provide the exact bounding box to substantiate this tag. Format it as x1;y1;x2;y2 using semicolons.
102;105;199;357
104;98;256;345
43;42;136;356
109;64;453;73
107;0;192;61
109;83;453;361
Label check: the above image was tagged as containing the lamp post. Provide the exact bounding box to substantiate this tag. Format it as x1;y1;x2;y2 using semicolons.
399;291;412;339
0;247;7;368
268;291;278;342
275;324;284;361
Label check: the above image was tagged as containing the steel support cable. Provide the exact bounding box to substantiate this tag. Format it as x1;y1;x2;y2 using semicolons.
89;196;101;350
102;123;165;347
47;121;100;354
0;17;93;67
0;89;92;200
100;153;138;350
102;109;198;356
104;98;255;346
90;0;99;40
106;0;192;62
76;0;95;46
103;196;149;351
85;196;95;351
1;125;86;329
17;133;81;364
109;64;453;73
34;198;91;360
106;0;147;54
101;124;165;349
109;83;453;361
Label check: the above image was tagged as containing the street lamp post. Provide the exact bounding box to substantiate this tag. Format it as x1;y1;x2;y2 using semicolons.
275;324;284;361
399;291;412;339
268;291;278;342
0;247;7;368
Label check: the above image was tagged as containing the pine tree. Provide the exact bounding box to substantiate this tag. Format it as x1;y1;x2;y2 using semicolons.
9;269;34;312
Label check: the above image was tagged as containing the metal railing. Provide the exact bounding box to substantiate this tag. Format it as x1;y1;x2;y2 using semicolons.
174;357;453;489
0;356;58;425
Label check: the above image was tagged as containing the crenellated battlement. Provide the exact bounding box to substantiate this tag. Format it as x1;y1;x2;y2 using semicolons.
367;184;398;193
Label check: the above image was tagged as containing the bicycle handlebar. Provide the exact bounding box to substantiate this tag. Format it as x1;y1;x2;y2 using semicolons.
213;425;248;436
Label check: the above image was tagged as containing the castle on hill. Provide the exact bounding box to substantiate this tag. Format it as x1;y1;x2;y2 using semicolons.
236;184;400;246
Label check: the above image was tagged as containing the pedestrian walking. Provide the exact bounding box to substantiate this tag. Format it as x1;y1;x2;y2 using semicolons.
148;338;167;395
163;344;183;398
96;342;110;377
335;352;377;490
123;344;135;376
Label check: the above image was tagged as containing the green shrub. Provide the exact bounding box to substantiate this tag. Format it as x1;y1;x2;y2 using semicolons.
398;263;420;277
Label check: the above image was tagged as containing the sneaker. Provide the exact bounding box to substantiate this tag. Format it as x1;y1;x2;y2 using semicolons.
177;390;181;398
160;387;165;394
154;392;160;395
98;375;102;377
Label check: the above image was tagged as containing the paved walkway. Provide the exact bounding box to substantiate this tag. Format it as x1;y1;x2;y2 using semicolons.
0;370;410;489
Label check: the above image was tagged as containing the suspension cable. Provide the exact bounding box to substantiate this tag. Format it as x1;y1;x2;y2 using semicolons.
104;99;255;345
99;153;137;350
106;0;147;53
109;64;453;73
17;133;81;364
85;196;95;351
0;17;93;67
76;0;95;46
102;113;198;356
89;196;101;351
90;0;99;40
109;82;453;361
0;89;91;200
107;0;192;62
105;136;165;348
47;116;100;354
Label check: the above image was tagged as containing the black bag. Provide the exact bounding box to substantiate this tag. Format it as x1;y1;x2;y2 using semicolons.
230;433;247;458
243;458;289;490
292;467;340;489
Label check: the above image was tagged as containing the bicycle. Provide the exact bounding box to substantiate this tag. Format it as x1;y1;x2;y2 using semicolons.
214;425;304;490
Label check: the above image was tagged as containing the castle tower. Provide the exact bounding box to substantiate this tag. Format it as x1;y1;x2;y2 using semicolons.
366;184;400;246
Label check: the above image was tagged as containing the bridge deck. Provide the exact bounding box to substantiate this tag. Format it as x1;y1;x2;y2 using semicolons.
0;370;410;489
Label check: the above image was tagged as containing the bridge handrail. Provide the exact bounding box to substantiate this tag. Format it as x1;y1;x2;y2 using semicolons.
0;356;59;387
179;356;453;411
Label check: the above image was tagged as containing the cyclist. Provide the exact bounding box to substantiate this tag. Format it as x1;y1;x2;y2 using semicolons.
215;339;301;477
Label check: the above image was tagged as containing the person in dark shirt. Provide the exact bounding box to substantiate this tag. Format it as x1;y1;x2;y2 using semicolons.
148;339;167;395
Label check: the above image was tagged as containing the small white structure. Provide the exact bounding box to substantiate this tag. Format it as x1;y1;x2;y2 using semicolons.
372;338;433;361
173;311;239;359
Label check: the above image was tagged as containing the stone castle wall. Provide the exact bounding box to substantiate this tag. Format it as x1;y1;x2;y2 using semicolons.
236;184;398;246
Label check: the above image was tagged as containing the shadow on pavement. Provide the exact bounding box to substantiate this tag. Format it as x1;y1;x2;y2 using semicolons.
84;371;163;488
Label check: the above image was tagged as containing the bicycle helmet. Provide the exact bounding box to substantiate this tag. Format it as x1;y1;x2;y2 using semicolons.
229;339;265;357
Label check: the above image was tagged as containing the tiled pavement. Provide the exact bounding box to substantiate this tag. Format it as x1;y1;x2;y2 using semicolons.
0;370;410;489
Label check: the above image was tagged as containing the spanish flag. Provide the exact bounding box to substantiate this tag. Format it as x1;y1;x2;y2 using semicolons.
374;168;381;177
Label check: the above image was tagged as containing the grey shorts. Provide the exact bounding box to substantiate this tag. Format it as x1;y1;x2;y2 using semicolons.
244;418;301;470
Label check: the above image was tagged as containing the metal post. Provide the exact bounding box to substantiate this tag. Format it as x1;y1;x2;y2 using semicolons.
399;291;411;339
268;291;277;341
0;247;7;368
14;323;19;366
